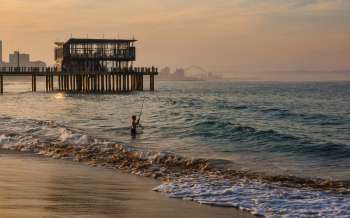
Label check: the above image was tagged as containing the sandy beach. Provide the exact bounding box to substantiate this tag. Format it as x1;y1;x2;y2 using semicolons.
0;150;254;218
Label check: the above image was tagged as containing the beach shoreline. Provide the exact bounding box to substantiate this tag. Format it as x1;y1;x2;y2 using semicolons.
0;149;254;218
2;137;350;217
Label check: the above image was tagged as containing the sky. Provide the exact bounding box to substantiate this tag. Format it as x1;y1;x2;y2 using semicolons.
0;0;350;78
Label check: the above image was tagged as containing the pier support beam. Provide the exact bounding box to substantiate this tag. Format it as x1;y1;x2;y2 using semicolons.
94;75;97;92
69;75;73;92
107;74;110;93
0;75;3;94
58;74;61;91
141;75;144;91
150;75;155;91
51;75;54;92
45;75;54;92
101;74;105;93
127;74;130;91
118;75;121;92
136;75;139;91
123;75;126;92
32;75;37;92
45;75;49;92
131;75;135;91
97;75;99;93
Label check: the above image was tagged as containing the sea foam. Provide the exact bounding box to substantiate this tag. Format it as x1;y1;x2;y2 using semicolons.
154;175;350;217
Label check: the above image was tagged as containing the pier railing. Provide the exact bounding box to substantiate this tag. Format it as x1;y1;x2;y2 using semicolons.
0;67;59;75
0;66;158;75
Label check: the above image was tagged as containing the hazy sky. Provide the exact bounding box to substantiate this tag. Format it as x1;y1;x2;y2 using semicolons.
1;0;350;75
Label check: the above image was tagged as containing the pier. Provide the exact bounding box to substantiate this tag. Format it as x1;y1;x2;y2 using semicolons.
0;38;158;94
0;67;157;94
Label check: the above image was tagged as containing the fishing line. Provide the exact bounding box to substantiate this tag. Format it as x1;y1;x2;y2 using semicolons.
139;96;146;120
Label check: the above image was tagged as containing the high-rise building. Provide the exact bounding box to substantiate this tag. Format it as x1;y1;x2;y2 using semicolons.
158;66;172;80
173;68;185;80
7;51;46;68
0;40;2;63
9;51;30;67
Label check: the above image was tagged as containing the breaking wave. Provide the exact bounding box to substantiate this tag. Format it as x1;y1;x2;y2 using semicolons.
154;175;350;218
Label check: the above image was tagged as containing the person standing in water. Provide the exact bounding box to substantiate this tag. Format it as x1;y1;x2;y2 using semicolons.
131;115;140;136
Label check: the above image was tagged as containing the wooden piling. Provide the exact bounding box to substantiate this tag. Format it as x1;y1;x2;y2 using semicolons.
77;74;81;92
69;75;72;92
130;74;133;91
49;75;51;92
72;74;75;92
66;74;69;91
135;75;138;91
34;75;37;92
101;74;104;93
82;75;86;93
58;74;60;91
112;74;115;92
141;75;144;91
63;75;66;91
134;75;137;91
89;75;91;92
95;75;97;93
118;75;121;92
50;75;52;92
51;75;54;91
139;75;142;91
107;74;110;92
108;74;112;93
0;75;3;94
48;75;50;92
150;75;155;91
32;74;37;92
87;75;90;92
62;75;65;91
123;75;126;92
45;75;49;92
127;74;130;91
96;74;99;93
61;74;63;91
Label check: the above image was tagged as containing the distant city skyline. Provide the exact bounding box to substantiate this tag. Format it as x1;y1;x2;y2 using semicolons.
158;66;223;81
0;41;46;68
1;0;350;80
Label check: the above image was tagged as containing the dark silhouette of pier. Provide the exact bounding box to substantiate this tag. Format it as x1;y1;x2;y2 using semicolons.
0;38;158;94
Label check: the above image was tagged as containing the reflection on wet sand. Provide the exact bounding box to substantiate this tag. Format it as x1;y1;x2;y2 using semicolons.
0;151;253;218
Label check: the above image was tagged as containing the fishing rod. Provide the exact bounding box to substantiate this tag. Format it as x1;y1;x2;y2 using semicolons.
138;96;146;120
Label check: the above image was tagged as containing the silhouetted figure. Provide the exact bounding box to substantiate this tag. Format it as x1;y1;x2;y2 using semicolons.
131;115;140;136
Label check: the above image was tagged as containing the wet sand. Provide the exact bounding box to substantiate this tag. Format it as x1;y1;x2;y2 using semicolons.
0;150;254;218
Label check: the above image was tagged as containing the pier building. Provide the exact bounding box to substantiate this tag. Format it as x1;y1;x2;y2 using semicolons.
0;37;158;94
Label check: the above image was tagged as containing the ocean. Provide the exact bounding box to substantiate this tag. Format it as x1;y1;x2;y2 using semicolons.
1;79;350;217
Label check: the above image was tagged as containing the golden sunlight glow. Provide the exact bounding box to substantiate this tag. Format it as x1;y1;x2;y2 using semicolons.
54;93;65;100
